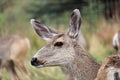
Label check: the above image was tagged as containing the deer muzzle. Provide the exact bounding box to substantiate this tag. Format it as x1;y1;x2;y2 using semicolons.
31;57;46;67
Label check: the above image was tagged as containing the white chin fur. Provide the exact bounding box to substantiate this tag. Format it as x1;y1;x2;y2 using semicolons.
35;65;44;68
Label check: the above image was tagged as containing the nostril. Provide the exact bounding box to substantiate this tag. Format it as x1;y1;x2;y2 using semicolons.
31;57;38;66
32;57;37;62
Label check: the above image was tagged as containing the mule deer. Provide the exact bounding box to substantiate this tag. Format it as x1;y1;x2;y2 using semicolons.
30;9;100;80
95;55;120;80
113;30;120;52
0;35;30;80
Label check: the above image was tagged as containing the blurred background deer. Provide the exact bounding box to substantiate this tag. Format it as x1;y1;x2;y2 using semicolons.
95;55;120;80
0;35;30;80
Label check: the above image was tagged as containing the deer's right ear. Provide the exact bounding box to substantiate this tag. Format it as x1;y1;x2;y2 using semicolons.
30;19;58;41
68;9;81;38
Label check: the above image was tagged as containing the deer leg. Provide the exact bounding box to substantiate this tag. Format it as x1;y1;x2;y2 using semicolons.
19;63;30;80
15;61;30;80
0;69;2;80
6;60;20;80
0;59;3;80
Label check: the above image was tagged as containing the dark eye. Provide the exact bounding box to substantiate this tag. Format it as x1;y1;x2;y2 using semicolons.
54;42;63;47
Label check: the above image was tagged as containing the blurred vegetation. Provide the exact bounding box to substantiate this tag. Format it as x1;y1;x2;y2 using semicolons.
0;0;120;80
26;0;104;31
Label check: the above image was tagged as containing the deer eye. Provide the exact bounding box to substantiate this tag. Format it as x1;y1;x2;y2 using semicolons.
54;42;63;47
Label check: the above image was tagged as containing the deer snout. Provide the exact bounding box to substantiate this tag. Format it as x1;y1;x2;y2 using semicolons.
31;57;38;66
31;57;46;66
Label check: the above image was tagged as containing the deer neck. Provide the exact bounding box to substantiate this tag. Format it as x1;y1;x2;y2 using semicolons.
63;42;100;80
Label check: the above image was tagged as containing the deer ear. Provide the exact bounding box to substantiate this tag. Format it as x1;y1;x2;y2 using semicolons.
30;19;58;41
113;32;119;51
68;9;81;38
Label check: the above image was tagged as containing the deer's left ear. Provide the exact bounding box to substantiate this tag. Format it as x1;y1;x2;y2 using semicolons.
30;19;58;41
67;9;81;38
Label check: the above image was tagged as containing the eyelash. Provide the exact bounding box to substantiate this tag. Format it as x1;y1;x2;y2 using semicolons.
54;42;63;47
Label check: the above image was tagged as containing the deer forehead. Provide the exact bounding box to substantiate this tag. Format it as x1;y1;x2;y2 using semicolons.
55;37;64;42
48;34;65;45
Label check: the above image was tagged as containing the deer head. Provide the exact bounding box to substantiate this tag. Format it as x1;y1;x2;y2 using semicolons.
30;9;81;68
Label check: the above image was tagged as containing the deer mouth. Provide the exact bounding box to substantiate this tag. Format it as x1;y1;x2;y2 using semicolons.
34;62;46;68
31;57;47;68
35;64;44;68
31;57;64;68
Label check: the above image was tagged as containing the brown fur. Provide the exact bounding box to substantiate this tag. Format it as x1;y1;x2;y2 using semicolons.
0;35;30;80
95;55;120;80
65;41;100;80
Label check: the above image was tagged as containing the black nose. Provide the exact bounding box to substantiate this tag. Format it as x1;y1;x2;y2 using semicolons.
31;57;39;66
